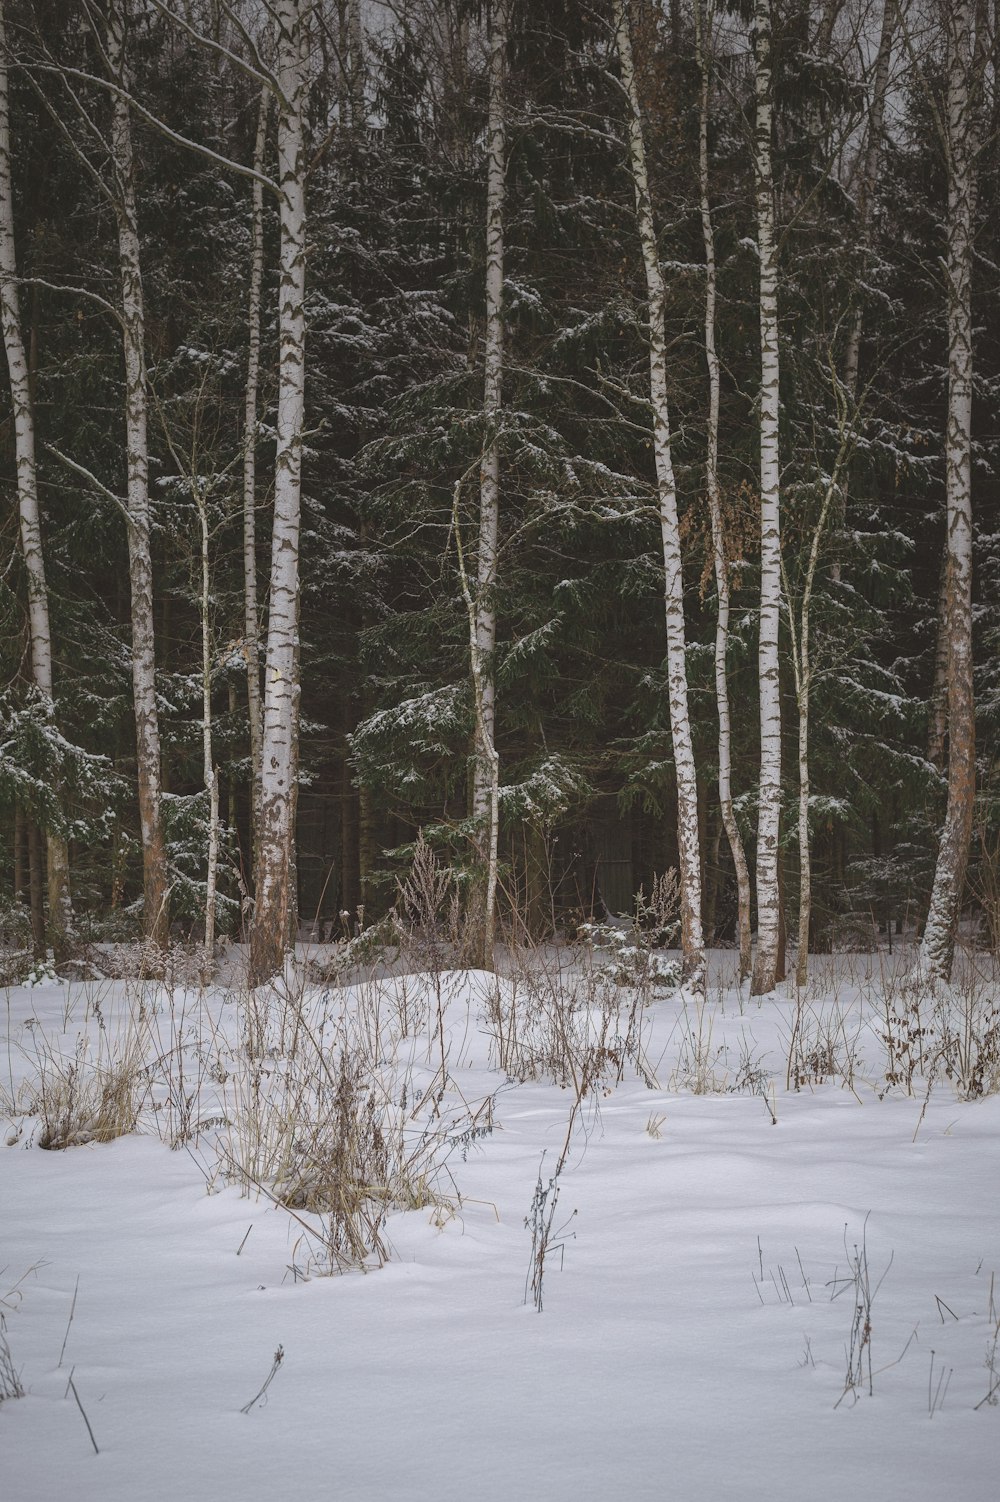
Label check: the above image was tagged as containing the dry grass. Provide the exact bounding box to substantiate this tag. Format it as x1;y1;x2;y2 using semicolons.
11;986;157;1150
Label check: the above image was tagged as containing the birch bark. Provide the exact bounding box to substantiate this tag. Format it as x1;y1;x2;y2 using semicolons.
920;0;978;982
468;0;508;970
107;3;169;950
0;0;73;960
614;0;705;991
750;0;783;997
250;0;308;984
196;478;220;974
695;0;751;981
928;554;950;769
243;89;268;872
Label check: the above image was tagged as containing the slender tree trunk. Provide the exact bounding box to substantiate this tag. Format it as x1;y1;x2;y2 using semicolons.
469;0;508;971
196;481;220;974
358;780;375;922
792;4;893;954
751;0;783;996
347;0;364;134
814;0;844;57
28;818;45;960
614;0;705;992
250;0;308;984
695;0;751;981
243;88;268;873
14;802;26;904
842;0;894;400
107;4;169;949
928;552;951;769
227;680;238;832
785;413;852;989
921;0;978;982
0;1;73;961
340;731;360;923
829;0;896;586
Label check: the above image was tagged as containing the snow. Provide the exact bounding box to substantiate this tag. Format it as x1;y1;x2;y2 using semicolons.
2;950;998;1500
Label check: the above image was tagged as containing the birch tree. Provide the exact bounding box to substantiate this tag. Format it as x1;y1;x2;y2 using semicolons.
17;0;171;947
695;0;751;980
243;87;268;871
782;369;854;988
614;0;705;991
750;0;783;996
920;0;979;982
250;0;309;983
106;1;170;950
467;0;508;971
0;0;73;961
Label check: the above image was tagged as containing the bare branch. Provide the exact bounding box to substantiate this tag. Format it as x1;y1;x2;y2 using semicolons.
28;59;278;196
17;277;121;326
148;0;285;105
45;445;129;522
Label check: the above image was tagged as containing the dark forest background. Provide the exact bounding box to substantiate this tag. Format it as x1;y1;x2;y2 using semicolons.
1;0;998;957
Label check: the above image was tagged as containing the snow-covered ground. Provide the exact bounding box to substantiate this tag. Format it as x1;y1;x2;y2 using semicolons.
2;947;998;1501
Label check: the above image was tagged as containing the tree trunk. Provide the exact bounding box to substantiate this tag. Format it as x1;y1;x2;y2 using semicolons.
785;413;852;989
842;0;894;400
468;0;508;971
243;88;268;875
358;779;376;922
928;552;950;769
921;0;978;982
340;736;360;924
250;0;308;984
814;0;845;57
833;0;895;586
0;0;73;961
107;3;169;950
196;479;220;975
696;0;751;981
14;802;26;904
614;0;705;992
751;0;783;996
28;818;45;960
347;0;364;134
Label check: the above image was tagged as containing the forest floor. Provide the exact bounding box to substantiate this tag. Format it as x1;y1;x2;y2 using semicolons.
1;946;999;1501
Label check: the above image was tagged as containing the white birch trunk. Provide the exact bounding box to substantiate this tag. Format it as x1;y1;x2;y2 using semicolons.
108;3;169;950
243;88;268;873
196;480;220;974
614;0;705;992
469;0;508;970
695;0;751;981
928;554;950;769
750;0;783;996
921;0;978;982
250;0;308;984
0;0;73;959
